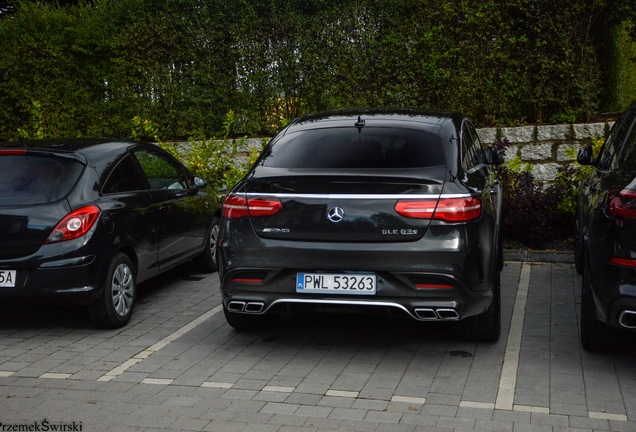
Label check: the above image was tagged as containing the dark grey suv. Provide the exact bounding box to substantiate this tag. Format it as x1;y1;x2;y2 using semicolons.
576;100;636;350
218;109;504;341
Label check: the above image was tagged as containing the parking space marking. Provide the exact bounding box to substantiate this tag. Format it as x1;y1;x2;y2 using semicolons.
325;390;359;398
263;386;295;393
495;262;530;411
201;381;234;389
0;371;15;377
141;378;174;385
97;304;223;382
590;412;629;421
39;373;72;379
392;396;426;405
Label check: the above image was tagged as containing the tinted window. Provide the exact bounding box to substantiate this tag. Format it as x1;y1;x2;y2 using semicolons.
0;155;83;205
262;127;445;168
102;154;148;194
134;150;187;190
468;123;487;165
597;110;636;171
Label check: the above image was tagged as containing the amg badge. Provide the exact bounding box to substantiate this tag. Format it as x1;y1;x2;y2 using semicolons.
262;228;290;233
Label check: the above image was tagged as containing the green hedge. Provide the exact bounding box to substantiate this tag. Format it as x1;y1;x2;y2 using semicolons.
1;0;635;141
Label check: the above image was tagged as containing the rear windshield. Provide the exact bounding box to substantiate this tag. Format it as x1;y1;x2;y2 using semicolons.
261;127;446;169
0;155;84;205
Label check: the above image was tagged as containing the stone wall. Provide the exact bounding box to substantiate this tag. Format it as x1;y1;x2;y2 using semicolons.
233;123;614;184
476;122;613;182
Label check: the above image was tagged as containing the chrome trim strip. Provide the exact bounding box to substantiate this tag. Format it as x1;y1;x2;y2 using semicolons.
243;193;471;200
266;298;419;319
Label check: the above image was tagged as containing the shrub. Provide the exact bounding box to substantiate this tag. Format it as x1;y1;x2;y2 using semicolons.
132;111;265;194
494;139;577;249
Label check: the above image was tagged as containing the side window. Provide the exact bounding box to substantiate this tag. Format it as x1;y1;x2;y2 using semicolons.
102;154;148;194
468;123;487;166
597;110;636;171
461;124;477;170
134;150;187;190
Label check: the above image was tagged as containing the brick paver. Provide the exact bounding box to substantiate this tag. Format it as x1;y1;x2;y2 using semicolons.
0;262;635;431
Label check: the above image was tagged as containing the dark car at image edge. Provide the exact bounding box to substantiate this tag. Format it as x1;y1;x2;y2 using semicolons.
217;108;504;341
576;100;636;350
0;139;221;328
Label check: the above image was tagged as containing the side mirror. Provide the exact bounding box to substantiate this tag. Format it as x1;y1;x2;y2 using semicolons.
577;146;594;166
487;147;504;165
192;176;207;189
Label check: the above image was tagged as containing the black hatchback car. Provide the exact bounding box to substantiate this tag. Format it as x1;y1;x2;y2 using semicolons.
576;101;636;350
217;109;504;341
0;139;221;328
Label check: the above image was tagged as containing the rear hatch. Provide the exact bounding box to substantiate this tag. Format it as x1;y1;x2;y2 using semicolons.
231;125;451;243
243;169;446;242
0;150;84;258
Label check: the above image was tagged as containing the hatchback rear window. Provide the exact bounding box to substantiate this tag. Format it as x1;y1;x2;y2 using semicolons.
0;155;84;205
261;127;446;168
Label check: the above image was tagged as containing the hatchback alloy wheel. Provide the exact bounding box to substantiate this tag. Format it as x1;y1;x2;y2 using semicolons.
111;262;134;317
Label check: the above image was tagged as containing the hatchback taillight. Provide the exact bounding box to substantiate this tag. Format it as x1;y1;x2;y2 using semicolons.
44;205;101;244
395;197;481;222
0;149;26;156
222;194;282;219
607;189;636;219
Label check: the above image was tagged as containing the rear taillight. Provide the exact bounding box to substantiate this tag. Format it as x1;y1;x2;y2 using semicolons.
44;205;100;244
609;257;636;267
0;149;26;156
607;189;636;219
222;194;282;219
395;197;481;222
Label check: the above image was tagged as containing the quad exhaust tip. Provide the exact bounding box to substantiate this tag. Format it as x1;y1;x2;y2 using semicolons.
618;310;636;329
414;308;460;321
227;301;265;313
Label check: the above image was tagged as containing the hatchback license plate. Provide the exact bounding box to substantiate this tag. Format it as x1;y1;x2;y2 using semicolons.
296;273;376;295
0;270;16;288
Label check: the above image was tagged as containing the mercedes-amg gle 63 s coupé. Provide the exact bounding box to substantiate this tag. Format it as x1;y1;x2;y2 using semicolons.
218;109;504;341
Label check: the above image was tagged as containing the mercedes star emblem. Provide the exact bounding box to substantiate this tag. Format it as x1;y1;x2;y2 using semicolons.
327;206;344;223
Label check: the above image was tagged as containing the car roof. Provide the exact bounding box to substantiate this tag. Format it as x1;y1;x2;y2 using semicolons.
0;138;155;165
286;108;464;132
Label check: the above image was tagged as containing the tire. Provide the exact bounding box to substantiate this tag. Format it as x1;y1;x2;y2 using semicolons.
223;305;279;331
87;253;136;329
580;267;617;351
194;217;219;273
455;272;501;342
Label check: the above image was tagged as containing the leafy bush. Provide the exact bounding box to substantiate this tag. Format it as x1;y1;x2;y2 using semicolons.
494;139;578;249
2;0;636;140
132;111;265;193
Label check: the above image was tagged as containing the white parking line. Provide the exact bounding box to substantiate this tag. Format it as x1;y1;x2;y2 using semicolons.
495;262;531;411
325;390;359;398
589;411;628;421
97;304;223;382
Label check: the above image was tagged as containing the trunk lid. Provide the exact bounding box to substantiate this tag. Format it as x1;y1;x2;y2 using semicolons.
244;167;446;242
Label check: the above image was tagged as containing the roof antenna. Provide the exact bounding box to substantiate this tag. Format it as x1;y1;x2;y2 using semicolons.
355;116;365;133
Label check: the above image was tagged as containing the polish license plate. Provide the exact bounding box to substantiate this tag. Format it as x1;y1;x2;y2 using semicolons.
296;273;376;295
0;270;16;288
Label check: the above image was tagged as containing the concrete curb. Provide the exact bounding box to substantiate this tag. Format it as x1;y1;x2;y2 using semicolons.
504;249;574;263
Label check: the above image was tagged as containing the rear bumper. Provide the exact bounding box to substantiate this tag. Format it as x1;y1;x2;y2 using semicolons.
220;266;494;321
0;237;110;305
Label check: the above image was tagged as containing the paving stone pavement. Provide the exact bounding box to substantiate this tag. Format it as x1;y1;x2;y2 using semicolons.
0;262;635;431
